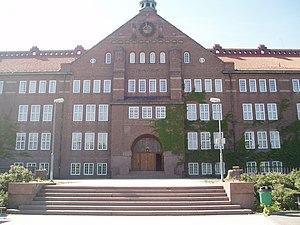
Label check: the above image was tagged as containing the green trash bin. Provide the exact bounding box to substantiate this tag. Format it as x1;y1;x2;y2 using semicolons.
259;186;272;205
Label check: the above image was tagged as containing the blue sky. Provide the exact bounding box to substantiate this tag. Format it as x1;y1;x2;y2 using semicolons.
0;0;299;51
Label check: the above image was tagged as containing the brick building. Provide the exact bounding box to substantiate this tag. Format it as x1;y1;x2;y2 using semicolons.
0;0;300;179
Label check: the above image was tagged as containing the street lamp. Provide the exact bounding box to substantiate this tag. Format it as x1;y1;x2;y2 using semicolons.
50;98;64;181
210;97;225;181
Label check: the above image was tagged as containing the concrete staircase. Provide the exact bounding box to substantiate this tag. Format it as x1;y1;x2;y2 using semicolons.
8;184;252;215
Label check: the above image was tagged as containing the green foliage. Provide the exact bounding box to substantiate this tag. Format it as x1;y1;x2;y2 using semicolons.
0;114;18;159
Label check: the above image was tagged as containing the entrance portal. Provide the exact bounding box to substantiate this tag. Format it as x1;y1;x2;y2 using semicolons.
131;135;163;171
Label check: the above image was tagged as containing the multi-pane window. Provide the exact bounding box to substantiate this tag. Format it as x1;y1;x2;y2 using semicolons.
28;133;38;150
103;80;111;93
139;79;146;93
255;104;265;120
93;80;101;93
213;132;224;149
267;103;278;120
149;79;156;93
212;104;222;120
70;163;81;175
129;107;139;119
156;106;166;119
48;80;56;93
297;103;300;120
272;161;282;173
18;105;28;121
184;79;192;92
73;80;81;93
16;133;26;150
244;131;255;149
73;105;83;122
72;132;82;150
183;52;190;64
29;81;37;94
105;52;112;64
187;104;197;121
26;162;36;170
194;79;202;92
97;163;107;175
159;52;166;64
188;163;199;175
84;163;94;175
260;161;270;173
150;52;155;64
200;132;211;150
129;52;136;64
85;133;95;150
201;163;212;175
239;79;247;92
30;105;41;121
242;104;253;120
249;79;257;92
259;79;267;92
14;162;24;167
39;163;49;173
41;133;51;150
128;79;136;93
215;79;222;92
246;161;257;174
270;131;281;149
98;133;108;151
19;81;27;94
86;104;96;121
204;79;212;92
159;79;167;92
0;81;3;94
142;106;152;119
39;80;47;93
292;79;300;92
199;104;209;121
215;162;226;175
99;104;109;121
140;52;146;64
83;80;91;93
43;105;53;122
257;131;268;149
269;79;277;92
187;132;198;150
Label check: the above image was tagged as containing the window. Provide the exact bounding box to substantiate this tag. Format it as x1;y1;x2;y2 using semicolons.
184;79;192;92
159;79;167;92
99;104;109;121
129;107;139;119
26;163;36;170
297;103;300;120
43;105;53;122
199;104;210;121
215;79;222;92
269;79;277;92
98;133;108;151
200;132;211;150
70;163;81;175
242;104;253;120
259;79;267;92
246;161;257;174
272;161;282;173
73;105;83;121
83;80;91;93
244;131;255;149
19;81;27;94
97;163;107;175
85;133;95;150
212;104;222;120
39;80;47;93
249;79;257;92
150;52;155;64
149;79;156;93
239;79;247;92
188;163;199;175
0;81;3;94
257;131;268;149
159;52;166;64
73;80;81;93
18;105;28;122
270;131;280;149
28;133;38;150
48;80;56;93
128;79;136;93
260;161;270;174
213;132;224;149
16;133;26;150
140;52;146;64
204;79;212;92
129;52;136;64
201;163;212;175
39;163;49;173
156;106;166;119
29;81;37;94
84;163;94;175
72;132;82;150
187;132;198;150
41;133;51;150
30;105;41;121
93;80;101;93
187;104;197;121
142;106;152;119
267;103;278;120
103;80;111;93
255;103;265;120
292;79;300;92
183;52;190;64
194;79;202;92
105;52;112;64
14;162;24;167
139;79;146;93
215;162;225;175
86;104;96;122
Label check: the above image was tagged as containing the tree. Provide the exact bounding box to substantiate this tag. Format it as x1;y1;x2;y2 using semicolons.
0;114;18;159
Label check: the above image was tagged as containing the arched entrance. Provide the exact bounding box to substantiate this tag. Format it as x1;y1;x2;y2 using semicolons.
131;135;163;171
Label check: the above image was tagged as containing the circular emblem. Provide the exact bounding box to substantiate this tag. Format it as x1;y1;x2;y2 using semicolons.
140;22;156;37
199;57;206;64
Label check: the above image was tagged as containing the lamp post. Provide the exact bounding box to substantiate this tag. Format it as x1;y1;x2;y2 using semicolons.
50;98;64;181
210;97;224;181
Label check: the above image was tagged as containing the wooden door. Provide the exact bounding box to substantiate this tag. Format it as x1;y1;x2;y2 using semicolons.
132;153;156;171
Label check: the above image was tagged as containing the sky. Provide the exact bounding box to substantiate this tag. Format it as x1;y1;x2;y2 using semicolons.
0;0;299;51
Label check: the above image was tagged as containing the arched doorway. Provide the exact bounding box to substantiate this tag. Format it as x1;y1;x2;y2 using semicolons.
131;135;163;171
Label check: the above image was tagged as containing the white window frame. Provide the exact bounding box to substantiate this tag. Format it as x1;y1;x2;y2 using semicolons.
215;162;225;175
272;161;282;173
129;52;136;64
199;104;210;121
128;79;136;93
28;133;38;151
188;162;199;175
70;163;81;175
139;79;146;93
255;103;265;120
19;81;27;94
43;105;53;122
215;79;222;93
39;163;49;174
72;132;82;151
155;106;166;119
297;103;300;120
260;161;270;174
187;104;197;121
292;79;300;92
257;131;268;149
84;133;95;151
41;133;51;151
29;81;37;94
18;105;28;122
103;80;111;93
242;104;253;120
213;132;224;149
159;52;166;64
0;81;3;94
194;79;202;92
204;79;212;92
239;79;247;92
73;105;83;122
201;163;212;175
200;132;211;150
73;80;81;93
149;79;156;93
86;104;96;122
97;163;108;175
159;79;167;93
48;80;56;94
212;104;222;120
16;133;26;150
93;80;101;93
244;131;255;149
259;79;267;93
184;79;192;92
99;104;109;121
270;131;281;149
83;80;91;93
246;161;257;174
98;133;108;151
38;80;47;93
140;52;146;64
269;79;277;92
183;52;190;64
142;106;152;119
129;107;139;119
30;105;41;122
105;52;112;64
267;103;278;121
150;52;155;64
249;79;257;92
84;163;94;175
187;132;198;150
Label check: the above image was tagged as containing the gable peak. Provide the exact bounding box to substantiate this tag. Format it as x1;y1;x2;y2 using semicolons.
140;0;157;13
